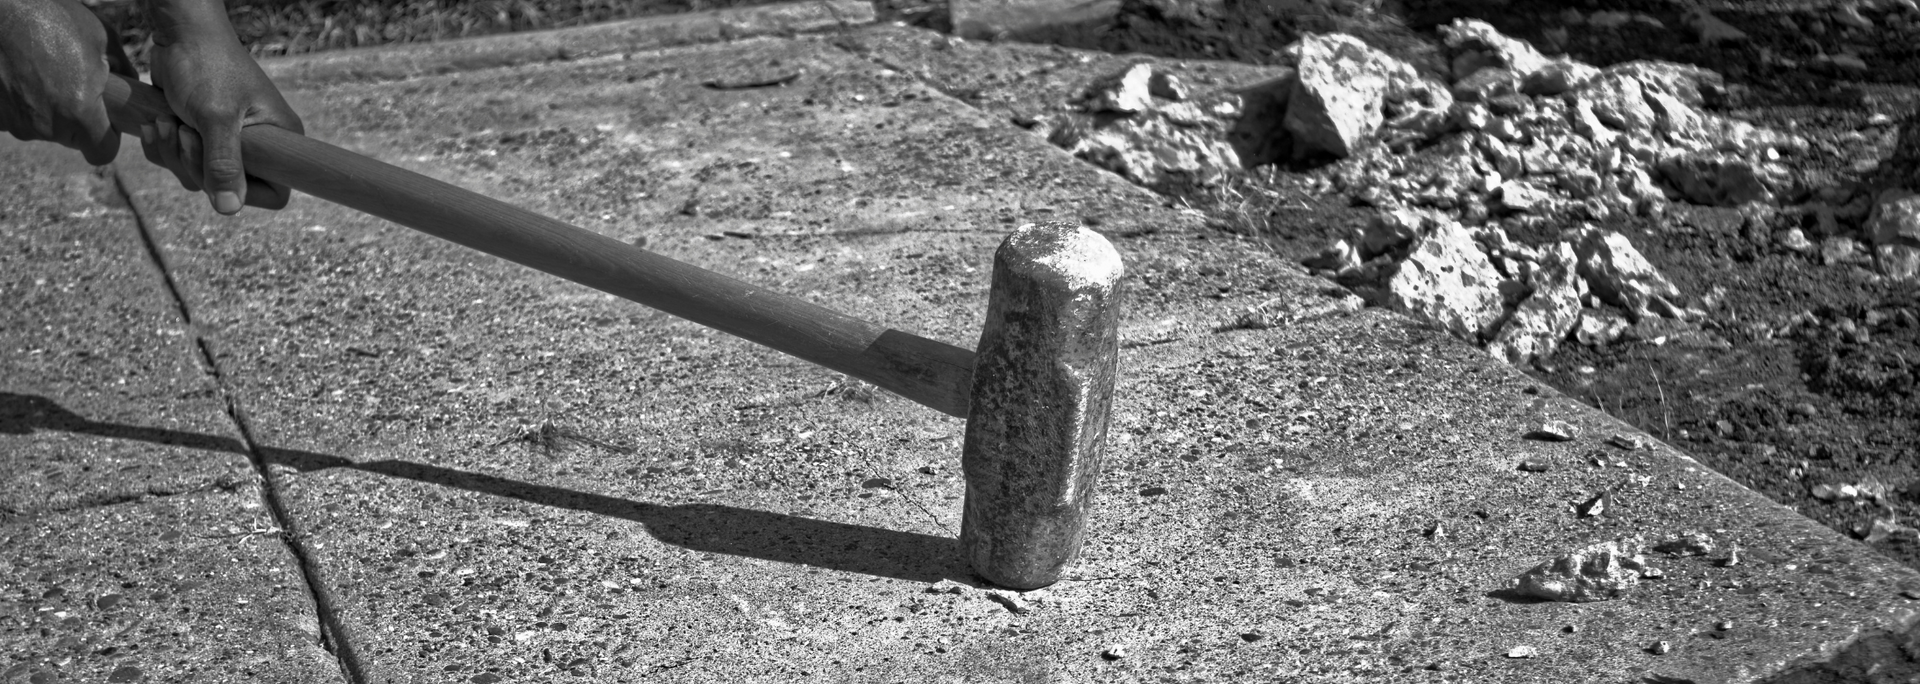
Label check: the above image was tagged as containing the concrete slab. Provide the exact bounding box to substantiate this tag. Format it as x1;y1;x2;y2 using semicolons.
83;21;1920;684
0;486;343;684
0;138;343;683
0;138;254;516
260;0;876;89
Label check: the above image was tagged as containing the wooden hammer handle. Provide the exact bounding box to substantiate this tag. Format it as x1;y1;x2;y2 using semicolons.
102;74;974;418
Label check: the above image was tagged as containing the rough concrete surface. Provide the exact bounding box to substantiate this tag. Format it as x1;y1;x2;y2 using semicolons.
0;486;343;684
0;139;254;516
0;140;342;682
260;0;876;88
7;9;1920;684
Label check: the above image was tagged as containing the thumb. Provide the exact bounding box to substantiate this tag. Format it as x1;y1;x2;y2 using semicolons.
195;115;246;215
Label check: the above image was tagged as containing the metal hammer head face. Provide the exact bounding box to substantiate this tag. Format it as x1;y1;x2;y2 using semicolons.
961;221;1124;590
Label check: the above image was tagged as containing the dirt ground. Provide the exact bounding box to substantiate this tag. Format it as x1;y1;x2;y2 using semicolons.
871;0;1920;569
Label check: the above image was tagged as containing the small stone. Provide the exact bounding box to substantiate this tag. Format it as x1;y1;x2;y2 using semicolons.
1140;486;1170;497
1102;645;1129;660
985;591;1031;615
1564;624;1580;633
1653;531;1715;556
1715;620;1733;631
1240;629;1270;642
1148;71;1189;101
1650;640;1672;655
1506;645;1537;658
1576;491;1608;517
1776;228;1814;252
1607;434;1647;450
926;579;971;595
1901;587;1920;600
1641;566;1665;579
1518;458;1551;472
1528;420;1580;441
1426;521;1447;539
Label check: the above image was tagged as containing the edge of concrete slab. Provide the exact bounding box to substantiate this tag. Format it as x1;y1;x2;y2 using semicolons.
259;0;876;87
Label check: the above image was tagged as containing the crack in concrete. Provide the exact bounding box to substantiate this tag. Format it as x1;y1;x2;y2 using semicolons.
8;478;250;519
111;169;367;684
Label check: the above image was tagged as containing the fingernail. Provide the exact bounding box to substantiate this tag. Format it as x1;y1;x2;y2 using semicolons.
213;191;242;214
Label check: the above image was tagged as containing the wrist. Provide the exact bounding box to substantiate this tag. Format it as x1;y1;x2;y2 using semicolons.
143;0;235;46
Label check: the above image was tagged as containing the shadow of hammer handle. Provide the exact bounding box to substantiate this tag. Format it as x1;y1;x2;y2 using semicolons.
97;73;975;418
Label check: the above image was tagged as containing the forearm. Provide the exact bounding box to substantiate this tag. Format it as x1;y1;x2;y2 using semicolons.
143;0;234;45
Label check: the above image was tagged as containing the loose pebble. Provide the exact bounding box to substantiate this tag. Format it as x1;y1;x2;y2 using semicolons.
1518;458;1551;472
1649;640;1672;655
1506;645;1537;658
1102;645;1129;660
986;591;1031;615
1607;434;1647;450
1528;420;1580;441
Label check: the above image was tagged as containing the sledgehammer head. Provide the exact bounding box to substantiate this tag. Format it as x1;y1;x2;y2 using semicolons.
961;222;1124;590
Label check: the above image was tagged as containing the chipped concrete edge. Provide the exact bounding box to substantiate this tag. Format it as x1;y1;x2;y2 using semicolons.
259;0;876;87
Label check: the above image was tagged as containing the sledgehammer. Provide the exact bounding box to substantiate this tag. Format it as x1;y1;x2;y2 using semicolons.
103;74;1122;589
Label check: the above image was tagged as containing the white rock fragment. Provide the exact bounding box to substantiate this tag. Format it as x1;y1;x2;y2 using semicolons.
1372;221;1508;342
1510;540;1649;602
1506;645;1537;658
1082;63;1154;114
1286;34;1396;158
1440;19;1548;83
1575;230;1682;321
1528;420;1580;441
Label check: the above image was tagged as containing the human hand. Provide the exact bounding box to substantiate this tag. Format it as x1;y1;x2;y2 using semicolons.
0;0;137;165
143;0;303;214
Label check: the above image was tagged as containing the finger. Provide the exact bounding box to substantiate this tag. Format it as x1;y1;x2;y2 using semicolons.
71;99;120;167
244;177;293;210
153;117;200;192
194;116;247;215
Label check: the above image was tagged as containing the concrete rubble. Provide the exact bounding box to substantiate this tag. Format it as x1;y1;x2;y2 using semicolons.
1509;539;1652;603
1039;19;1911;365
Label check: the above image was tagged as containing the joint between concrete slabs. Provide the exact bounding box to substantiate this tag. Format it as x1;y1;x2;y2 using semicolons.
112;168;369;684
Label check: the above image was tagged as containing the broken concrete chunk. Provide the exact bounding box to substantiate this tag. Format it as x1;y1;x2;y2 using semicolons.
1494;181;1549;213
1371;221;1508;341
1657;152;1775;206
1148;70;1189;101
1510;540;1648;602
1869;190;1920;281
1440;18;1548;82
1083;63;1155;114
1521;59;1599;96
1487;242;1583;364
1576;230;1681;321
1286;33;1400;158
